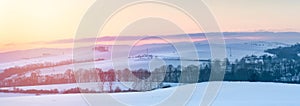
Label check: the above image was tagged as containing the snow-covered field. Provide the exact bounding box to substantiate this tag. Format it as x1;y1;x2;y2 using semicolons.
0;40;287;77
0;82;299;106
0;41;287;71
0;93;35;97
0;82;132;92
0;82;179;94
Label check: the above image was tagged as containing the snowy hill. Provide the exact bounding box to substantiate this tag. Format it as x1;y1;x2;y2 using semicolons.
0;82;300;106
0;41;288;76
0;48;72;63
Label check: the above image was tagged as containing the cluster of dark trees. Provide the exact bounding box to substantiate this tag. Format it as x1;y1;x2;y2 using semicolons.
163;44;300;83
63;86;138;94
265;43;300;59
224;55;300;83
0;86;141;95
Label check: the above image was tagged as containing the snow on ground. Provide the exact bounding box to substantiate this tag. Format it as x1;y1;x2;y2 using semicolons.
0;41;286;74
0;48;72;63
0;82;134;92
24;59;199;76
0;48;108;72
0;41;286;71
0;54;72;71
0;41;286;80
0;82;178;93
0;94;88;106
0;93;36;97
0;82;300;106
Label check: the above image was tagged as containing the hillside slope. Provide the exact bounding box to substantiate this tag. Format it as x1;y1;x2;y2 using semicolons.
0;82;300;106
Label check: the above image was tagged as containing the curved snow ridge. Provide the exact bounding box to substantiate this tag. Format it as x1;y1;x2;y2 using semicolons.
1;82;300;106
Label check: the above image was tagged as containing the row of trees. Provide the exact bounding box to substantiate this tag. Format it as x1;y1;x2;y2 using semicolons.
2;55;300;87
0;58;105;81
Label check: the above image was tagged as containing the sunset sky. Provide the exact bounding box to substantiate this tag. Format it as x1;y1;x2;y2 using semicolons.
0;0;300;52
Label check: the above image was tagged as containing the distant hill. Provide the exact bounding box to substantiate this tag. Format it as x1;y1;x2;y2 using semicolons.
265;43;300;59
0;48;72;63
243;41;289;48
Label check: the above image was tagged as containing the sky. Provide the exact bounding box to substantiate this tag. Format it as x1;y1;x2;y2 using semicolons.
0;0;300;52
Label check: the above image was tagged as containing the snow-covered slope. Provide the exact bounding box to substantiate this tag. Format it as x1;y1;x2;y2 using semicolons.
0;82;134;93
0;48;72;63
0;82;300;106
0;41;288;77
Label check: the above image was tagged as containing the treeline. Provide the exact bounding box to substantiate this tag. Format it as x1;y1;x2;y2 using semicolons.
224;55;300;83
2;55;300;88
0;86;144;95
0;58;104;81
0;60;73;81
0;68;152;87
0;88;59;95
162;44;300;83
162;54;300;83
0;69;76;87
